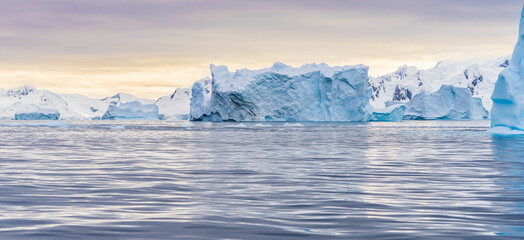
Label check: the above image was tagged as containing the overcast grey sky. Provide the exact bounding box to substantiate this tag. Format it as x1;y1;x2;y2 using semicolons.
1;0;522;98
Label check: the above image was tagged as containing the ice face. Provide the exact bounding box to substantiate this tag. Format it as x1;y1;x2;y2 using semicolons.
190;63;372;122
190;77;213;121
156;88;192;120
370;105;406;122
101;101;160;120
490;5;524;131
14;107;60;120
404;85;488;120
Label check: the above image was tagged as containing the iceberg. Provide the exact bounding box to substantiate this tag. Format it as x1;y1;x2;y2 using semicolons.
156;88;191;120
491;5;524;132
190;77;213;121
101;101;160;120
15;107;60;120
370;105;406;122
190;63;372;122
403;85;488;120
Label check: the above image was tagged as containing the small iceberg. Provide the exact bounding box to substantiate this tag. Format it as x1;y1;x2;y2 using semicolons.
403;85;488;120
101;101;160;120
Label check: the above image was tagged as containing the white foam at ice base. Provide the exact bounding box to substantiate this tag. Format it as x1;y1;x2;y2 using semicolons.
254;124;271;127
283;123;305;127
488;126;524;135
226;123;247;128
5;121;71;127
180;122;195;127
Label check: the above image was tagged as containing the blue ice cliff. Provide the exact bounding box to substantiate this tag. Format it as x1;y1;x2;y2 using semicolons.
402;85;488;120
491;5;524;132
190;62;403;122
14;107;60;120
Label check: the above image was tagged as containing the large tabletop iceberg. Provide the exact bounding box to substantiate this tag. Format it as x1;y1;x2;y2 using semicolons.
491;5;524;132
190;62;374;122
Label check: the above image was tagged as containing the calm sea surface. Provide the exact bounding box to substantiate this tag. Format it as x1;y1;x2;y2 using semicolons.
0;120;523;239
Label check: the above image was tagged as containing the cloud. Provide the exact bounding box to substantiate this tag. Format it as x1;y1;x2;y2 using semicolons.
0;0;522;98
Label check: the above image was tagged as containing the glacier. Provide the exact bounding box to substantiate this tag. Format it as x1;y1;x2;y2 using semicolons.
403;85;488;120
101;101;160;120
490;5;524;132
190;62;373;122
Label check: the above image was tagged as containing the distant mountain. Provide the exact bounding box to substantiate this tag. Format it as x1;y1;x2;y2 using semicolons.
0;86;158;120
369;57;510;111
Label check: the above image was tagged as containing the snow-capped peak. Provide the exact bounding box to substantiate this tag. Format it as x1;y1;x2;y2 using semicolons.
2;85;37;97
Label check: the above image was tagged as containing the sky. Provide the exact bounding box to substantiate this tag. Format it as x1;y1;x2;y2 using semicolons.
0;0;523;99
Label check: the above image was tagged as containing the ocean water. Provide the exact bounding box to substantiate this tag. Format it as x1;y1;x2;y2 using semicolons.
0;120;523;239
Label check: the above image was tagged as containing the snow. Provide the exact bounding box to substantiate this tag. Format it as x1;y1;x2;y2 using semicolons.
0;86;75;120
101;101;160;120
102;93;155;105
60;94;110;119
490;5;524;133
404;85;488;120
369;57;509;111
156;88;191;120
190;63;372;122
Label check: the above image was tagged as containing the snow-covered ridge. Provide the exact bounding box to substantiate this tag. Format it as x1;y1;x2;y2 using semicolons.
0;86;158;120
370;57;510;111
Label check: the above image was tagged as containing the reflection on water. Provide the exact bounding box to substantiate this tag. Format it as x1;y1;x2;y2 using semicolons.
491;135;524;237
0;120;522;239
